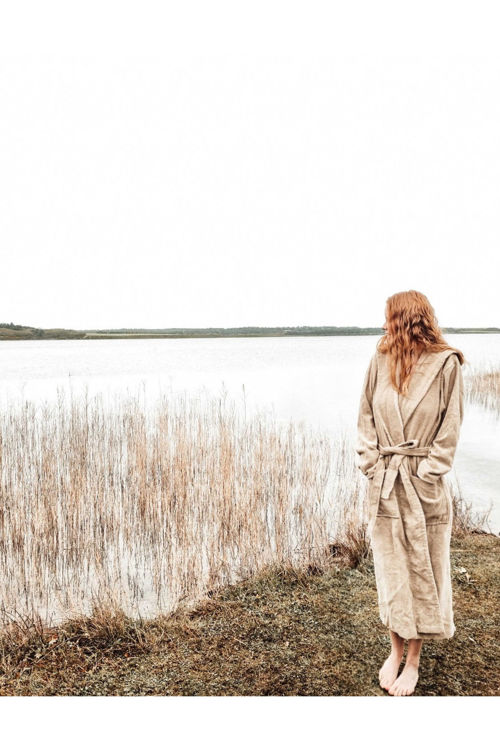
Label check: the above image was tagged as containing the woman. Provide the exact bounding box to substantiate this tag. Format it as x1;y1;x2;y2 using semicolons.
356;290;465;696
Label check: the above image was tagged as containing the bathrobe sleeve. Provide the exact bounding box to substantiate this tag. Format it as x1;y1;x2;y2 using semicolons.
416;353;465;482
355;353;380;479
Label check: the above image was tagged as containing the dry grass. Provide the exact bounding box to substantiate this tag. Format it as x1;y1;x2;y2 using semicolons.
0;386;496;695
451;483;494;537
0;532;497;696
0;387;364;635
464;365;500;415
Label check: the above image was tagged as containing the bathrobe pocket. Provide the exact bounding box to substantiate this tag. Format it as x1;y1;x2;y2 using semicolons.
410;474;449;524
373;470;400;519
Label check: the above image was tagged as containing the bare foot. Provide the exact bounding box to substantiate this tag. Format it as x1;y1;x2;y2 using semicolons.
388;662;419;696
379;650;403;690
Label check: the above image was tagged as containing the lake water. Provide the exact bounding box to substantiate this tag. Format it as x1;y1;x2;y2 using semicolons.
1;333;499;533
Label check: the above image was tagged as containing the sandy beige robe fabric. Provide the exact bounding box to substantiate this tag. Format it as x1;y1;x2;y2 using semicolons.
356;347;464;640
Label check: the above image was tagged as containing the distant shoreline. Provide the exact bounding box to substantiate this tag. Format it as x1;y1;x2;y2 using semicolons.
1;323;499;341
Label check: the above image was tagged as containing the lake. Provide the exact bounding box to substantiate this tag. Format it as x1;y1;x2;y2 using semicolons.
1;333;499;533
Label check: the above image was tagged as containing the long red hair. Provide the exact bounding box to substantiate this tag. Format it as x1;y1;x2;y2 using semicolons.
377;290;465;395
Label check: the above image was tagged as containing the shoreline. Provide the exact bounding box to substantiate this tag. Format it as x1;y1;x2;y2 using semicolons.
1;528;498;696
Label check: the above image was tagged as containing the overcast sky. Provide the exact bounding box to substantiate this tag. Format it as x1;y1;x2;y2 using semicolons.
1;2;499;330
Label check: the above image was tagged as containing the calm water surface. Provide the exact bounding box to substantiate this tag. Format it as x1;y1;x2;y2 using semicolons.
1;334;499;533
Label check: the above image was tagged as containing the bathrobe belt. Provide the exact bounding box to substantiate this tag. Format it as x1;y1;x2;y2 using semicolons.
377;439;431;500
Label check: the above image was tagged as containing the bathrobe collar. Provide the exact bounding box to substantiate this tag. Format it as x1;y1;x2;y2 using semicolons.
387;349;457;434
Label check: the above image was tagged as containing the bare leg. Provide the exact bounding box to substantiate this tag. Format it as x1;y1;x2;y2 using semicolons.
379;629;405;690
388;638;422;696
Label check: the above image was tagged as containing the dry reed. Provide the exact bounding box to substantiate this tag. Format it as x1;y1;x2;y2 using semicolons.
0;386;364;634
0;383;490;646
464;364;500;415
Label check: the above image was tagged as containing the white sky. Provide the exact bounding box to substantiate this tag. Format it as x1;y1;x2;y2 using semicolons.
1;1;499;330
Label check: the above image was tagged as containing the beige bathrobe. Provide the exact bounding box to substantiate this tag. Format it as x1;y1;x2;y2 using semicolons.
356;347;464;640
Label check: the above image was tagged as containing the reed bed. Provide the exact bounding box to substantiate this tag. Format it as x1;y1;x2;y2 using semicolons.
0;387;366;634
464;364;500;416
0;383;491;646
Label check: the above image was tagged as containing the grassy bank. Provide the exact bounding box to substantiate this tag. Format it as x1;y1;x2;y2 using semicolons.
0;529;498;696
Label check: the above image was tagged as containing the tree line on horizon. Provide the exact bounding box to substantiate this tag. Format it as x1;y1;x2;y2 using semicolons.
1;322;499;340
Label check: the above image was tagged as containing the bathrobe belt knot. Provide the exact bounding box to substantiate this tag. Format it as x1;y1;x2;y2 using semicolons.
377;439;431;500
